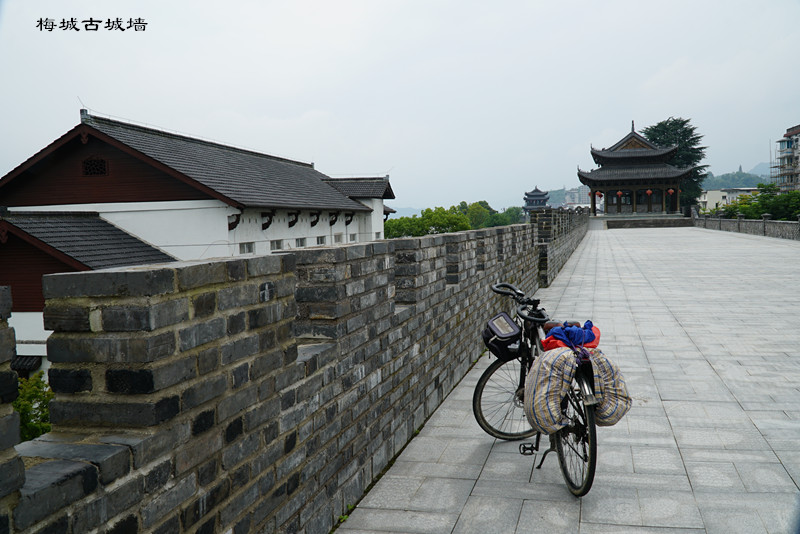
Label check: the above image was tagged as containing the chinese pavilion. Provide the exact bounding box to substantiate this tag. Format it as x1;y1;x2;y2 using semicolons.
523;186;549;213
578;124;695;216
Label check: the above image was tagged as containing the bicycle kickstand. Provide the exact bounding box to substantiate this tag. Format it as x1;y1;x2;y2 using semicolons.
536;435;557;469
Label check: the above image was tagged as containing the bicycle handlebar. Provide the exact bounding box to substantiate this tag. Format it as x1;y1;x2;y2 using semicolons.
517;304;550;324
491;282;525;298
492;282;550;323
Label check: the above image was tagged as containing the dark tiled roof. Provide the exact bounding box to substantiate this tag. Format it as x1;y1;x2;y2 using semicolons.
606;131;658;151
11;355;42;372
81;113;370;212
1;212;175;269
578;164;693;185
591;145;677;161
322;177;395;199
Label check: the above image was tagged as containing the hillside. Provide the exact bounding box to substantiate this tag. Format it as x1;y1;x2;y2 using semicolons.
702;171;766;190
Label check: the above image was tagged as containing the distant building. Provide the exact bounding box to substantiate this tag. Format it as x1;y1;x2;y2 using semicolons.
523;187;549;214
699;188;759;211
564;185;590;207
0;110;393;371
578;123;696;216
772;124;800;193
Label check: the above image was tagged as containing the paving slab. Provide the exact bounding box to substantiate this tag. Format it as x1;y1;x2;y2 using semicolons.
336;226;800;533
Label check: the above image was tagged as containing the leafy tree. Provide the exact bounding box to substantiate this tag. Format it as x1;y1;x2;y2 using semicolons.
642;117;708;207
718;183;800;220
384;206;470;238
466;203;491;229
385;202;525;237
13;371;54;442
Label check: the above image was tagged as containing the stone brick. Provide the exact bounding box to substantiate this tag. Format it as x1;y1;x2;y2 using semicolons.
48;368;92;393
176;262;228;291
42;305;90;332
192;409;215;436
141;473;197;529
0;286;11;320
0;412;20;450
192;292;217;318
218;284;260;311
46;332;175;364
106;356;195;394
144;460;172;494
0;372;18;403
15;440;131;485
107;476;144;517
221;335;259;365
182;375;227;410
181;479;230;529
14;459;98;530
50;396;179;428
107;515;138;534
246;255;283;276
0;328;15;365
42;269;176;299
0;455;24;499
179;318;226;351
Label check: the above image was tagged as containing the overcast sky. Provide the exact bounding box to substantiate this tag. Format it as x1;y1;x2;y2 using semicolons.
1;0;798;210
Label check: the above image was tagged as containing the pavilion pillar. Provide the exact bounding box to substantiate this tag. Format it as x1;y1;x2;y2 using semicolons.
676;188;681;214
632;190;637;214
591;192;597;216
661;188;666;213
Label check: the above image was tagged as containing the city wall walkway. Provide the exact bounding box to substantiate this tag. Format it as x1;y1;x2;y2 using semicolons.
337;223;800;534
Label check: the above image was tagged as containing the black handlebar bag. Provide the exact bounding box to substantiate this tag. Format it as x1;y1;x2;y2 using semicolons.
482;312;521;362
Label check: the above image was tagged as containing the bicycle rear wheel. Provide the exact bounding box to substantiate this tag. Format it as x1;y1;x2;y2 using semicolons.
555;376;597;496
472;357;537;440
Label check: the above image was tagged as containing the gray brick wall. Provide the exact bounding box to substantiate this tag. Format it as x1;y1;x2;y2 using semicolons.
0;287;23;534
4;211;587;534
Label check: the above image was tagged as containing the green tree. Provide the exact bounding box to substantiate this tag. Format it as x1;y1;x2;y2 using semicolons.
466;203;491;229
13;371;54;442
384;206;470;238
642;117;708;208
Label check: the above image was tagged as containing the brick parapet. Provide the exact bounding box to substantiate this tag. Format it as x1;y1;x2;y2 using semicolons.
0;287;23;533
4;211;587;534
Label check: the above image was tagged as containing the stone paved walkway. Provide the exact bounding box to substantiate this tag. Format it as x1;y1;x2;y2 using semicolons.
337;224;800;533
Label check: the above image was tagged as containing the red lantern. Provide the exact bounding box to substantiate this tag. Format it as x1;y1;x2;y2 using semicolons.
616;190;622;197
646;189;652;196
667;188;674;195
595;191;603;198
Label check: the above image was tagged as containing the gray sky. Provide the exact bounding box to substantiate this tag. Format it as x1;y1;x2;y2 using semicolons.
1;0;798;210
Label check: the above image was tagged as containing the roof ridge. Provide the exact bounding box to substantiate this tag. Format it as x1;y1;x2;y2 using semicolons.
80;109;315;169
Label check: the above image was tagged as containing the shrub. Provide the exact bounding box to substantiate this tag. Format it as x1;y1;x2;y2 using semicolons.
12;371;54;441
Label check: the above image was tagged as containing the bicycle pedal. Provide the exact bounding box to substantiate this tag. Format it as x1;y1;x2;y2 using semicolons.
519;442;536;456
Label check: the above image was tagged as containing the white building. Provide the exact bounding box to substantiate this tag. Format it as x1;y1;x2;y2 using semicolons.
0;110;394;371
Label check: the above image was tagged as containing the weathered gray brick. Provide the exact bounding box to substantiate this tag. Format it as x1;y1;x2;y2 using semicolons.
0;286;11;320
47;332;176;363
14;460;98;530
179;318;226;351
141;473;197;529
42;269;176;299
15;440;130;485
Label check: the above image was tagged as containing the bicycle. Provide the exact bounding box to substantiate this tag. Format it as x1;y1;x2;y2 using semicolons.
472;282;598;497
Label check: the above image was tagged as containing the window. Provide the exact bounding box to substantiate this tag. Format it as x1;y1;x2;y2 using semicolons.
316;236;326;245
349;233;357;242
334;234;343;244
239;242;254;254
375;232;381;239
82;158;108;176
295;238;306;248
270;239;283;251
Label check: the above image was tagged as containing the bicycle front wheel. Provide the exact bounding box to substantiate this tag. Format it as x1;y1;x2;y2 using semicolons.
555;376;597;496
472;357;537;440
